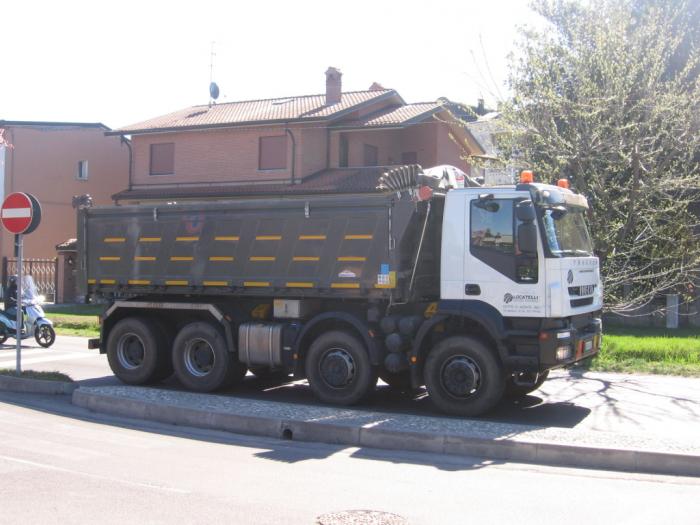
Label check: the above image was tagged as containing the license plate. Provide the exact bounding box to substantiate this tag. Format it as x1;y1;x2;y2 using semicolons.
584;340;593;352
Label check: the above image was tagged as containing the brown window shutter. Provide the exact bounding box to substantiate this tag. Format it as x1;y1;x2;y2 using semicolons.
259;136;287;170
150;143;175;175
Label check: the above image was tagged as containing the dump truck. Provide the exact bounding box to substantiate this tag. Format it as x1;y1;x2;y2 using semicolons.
79;166;602;416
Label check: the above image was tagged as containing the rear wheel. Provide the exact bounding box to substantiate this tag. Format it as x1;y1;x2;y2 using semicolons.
305;331;377;406
107;317;164;385
172;321;245;392
424;336;505;417
505;370;549;398
0;326;8;344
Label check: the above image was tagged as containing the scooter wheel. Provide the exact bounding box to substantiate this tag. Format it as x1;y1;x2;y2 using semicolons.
35;325;56;348
0;328;7;345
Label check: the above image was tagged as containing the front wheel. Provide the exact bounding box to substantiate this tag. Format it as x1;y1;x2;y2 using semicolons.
35;324;56;348
305;331;377;406
0;326;8;345
424;336;505;417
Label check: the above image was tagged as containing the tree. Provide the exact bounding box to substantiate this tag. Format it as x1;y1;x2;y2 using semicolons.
500;0;700;314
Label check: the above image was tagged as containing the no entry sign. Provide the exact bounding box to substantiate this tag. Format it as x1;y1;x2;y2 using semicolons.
1;192;41;235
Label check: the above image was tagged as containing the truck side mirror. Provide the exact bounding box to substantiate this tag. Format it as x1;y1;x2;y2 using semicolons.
518;223;538;255
516;201;536;222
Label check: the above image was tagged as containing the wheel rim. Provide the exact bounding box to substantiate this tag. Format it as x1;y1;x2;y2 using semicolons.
184;338;215;377
37;326;53;345
440;355;482;398
117;333;145;370
319;348;355;389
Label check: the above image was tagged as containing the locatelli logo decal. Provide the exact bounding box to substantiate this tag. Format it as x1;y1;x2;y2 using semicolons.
567;270;574;284
504;293;539;303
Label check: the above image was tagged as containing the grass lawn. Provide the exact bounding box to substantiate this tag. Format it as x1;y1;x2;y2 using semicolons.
0;368;73;382
586;326;700;376
44;304;102;338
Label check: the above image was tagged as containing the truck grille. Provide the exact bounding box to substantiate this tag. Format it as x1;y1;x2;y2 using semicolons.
568;284;596;296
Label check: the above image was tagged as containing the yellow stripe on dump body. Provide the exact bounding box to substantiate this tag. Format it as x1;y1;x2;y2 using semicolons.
103;237;125;243
244;281;270;287
170;256;194;261
128;280;151;285
139;237;161;242
293;256;320;261
99;279;116;285
250;256;275;261
134;256;156;261
298;235;326;240
209;256;234;261
176;236;199;242
203;281;228;286
286;282;314;288
99;256;121;261
165;280;188;286
331;283;360;289
344;234;373;240
337;256;366;262
255;235;282;241
87;279;96;284
214;236;240;241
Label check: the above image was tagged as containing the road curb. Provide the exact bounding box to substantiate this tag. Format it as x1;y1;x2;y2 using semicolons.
71;388;700;477
0;374;77;395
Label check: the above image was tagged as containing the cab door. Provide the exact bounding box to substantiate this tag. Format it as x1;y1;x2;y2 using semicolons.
464;194;545;317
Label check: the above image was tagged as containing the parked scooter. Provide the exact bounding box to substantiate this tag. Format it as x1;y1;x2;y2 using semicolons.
0;275;55;348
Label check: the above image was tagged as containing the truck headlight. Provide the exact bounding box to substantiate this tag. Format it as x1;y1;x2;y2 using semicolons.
556;345;572;361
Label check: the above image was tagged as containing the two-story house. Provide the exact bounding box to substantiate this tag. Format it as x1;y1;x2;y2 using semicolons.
109;68;484;203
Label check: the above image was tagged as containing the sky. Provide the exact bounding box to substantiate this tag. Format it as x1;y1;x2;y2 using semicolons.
0;0;542;129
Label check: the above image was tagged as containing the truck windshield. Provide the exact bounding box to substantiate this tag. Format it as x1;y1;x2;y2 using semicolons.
541;207;594;257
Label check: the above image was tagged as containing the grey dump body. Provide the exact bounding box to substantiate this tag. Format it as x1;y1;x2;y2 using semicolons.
78;191;441;302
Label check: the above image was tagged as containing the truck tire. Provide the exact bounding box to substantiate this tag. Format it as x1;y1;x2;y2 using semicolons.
305;330;377;406
424;336;505;417
107;317;165;385
505;370;549;398
172;321;243;392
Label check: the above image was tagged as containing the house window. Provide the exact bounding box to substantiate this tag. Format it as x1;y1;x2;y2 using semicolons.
339;135;349;168
363;144;378;166
76;160;89;180
259;135;287;170
150;143;175;175
401;151;418;165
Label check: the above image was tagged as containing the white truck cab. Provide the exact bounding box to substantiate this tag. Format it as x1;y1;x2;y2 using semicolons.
438;175;602;375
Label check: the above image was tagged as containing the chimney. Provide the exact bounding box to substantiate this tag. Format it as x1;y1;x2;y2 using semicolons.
325;67;342;105
477;98;485;115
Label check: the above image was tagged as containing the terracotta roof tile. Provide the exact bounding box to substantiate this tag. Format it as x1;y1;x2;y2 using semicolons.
112;167;393;201
115;90;397;134
331;102;442;129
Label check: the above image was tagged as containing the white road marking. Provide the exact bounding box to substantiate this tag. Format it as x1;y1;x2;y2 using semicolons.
0;454;190;494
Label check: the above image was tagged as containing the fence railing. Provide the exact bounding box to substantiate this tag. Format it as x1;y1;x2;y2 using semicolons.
1;257;58;303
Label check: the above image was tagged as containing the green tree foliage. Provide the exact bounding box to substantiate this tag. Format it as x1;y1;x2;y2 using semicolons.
501;0;700;313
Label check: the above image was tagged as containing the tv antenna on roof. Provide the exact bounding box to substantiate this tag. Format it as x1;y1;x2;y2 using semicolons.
209;41;219;107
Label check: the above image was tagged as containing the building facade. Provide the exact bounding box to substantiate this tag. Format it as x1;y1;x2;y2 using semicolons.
110;68;484;203
0;121;129;259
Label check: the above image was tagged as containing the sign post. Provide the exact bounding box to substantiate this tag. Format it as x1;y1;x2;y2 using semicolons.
1;192;42;376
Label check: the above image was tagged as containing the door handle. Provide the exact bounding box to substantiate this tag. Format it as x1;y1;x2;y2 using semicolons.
464;284;481;296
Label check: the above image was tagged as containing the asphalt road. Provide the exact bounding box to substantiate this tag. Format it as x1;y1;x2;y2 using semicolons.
2;335;699;441
1;390;699;525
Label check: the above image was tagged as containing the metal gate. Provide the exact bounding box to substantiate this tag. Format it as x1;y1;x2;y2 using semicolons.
1;257;58;303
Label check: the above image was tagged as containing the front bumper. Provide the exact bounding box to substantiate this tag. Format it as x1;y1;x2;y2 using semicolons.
539;317;602;369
